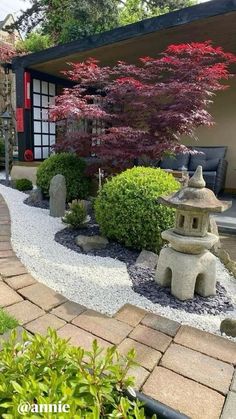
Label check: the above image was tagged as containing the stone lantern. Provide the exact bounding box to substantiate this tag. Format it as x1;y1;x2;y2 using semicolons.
155;166;231;301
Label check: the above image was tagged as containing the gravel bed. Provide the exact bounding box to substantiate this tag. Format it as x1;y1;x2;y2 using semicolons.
24;195;50;210
0;183;236;340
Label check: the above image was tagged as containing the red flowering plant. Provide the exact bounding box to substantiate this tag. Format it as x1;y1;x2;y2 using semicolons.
50;42;236;170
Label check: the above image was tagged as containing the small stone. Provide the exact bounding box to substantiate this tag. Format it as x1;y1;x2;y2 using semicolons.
29;188;43;204
49;174;66;217
135;250;158;270
75;235;108;252
220;318;236;338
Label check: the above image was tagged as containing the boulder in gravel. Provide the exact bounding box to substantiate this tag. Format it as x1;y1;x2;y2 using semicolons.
75;235;108;252
220;318;236;337
49;174;66;217
29;188;43;204
135;250;158;270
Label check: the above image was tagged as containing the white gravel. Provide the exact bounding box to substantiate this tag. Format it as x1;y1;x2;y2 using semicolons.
1;183;236;340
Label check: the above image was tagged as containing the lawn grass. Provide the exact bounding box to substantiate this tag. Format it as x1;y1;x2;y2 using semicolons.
0;308;18;334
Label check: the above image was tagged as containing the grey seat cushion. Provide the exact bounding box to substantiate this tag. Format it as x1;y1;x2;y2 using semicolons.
160;153;190;170
189;155;219;171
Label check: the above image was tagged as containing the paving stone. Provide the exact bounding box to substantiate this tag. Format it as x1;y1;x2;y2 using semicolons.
51;301;86;322
230;370;236;392
5;301;45;325
0;236;10;242
118;338;162;371
72;309;132;345
0;326;25;350
4;274;36;290
221;391;236;419
126;366;150;390
0;250;15;258
115;304;146;327
57;323;112;350
0;260;28;277
24;314;66;335
143;367;225;419
18;283;66;311
0;225;10;235
160;343;233;394
0;282;23;307
0;242;12;251
175;326;236;365
130;324;172;352
141;313;180;337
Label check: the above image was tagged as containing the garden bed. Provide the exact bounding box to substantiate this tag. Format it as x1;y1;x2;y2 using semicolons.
1;183;236;340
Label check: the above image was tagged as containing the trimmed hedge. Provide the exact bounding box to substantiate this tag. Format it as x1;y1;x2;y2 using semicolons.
95;167;179;253
36;153;90;202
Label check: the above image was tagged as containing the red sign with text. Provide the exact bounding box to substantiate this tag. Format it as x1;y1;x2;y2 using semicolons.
16;108;24;132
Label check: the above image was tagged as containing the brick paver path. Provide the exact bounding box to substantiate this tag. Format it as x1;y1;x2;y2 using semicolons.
0;193;236;419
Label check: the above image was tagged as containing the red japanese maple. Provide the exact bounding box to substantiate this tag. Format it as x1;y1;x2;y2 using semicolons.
50;41;236;168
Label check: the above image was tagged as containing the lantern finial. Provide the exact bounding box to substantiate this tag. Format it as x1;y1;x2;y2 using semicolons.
188;165;206;188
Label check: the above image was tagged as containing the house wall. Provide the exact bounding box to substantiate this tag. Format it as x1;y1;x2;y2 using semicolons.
182;78;236;191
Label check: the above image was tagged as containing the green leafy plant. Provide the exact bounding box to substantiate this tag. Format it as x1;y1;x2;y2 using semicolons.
36;152;90;202
14;178;33;191
95;167;179;253
0;309;18;334
0;329;154;418
62;199;87;228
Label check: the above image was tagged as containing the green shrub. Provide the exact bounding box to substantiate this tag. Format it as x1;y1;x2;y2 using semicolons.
95;167;179;253
14;178;33;191
0;329;152;418
36;152;90;202
62;199;87;228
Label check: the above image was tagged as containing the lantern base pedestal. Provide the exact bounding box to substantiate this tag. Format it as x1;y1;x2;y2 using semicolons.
155;246;216;301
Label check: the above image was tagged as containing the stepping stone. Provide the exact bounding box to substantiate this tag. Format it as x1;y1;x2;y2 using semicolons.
118;338;162;371
160;343;233;394
5;300;45;325
130;324;172;353
57;324;112;350
143;367;225;419
0;242;12;251
126;366;150;390
72;309;132;345
0;236;10;242
0;250;15;258
18;283;66;311
115;304;146;327
4;274;36;290
0;283;23;307
174;325;236;365
135;250;158;270
51;301;86;322
231;370;236;392
75;235;108;252
25;314;66;335
141;313;180;337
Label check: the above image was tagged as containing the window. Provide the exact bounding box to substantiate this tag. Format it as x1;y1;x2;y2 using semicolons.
32;79;56;160
179;214;185;228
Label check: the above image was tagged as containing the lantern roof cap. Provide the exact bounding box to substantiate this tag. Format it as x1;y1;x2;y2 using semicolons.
159;166;231;213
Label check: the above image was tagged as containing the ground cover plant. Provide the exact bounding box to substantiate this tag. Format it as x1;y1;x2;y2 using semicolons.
0;309;18;334
50;42;236;172
0;329;154;418
36;152;90;202
95;167;179;253
14;178;33;192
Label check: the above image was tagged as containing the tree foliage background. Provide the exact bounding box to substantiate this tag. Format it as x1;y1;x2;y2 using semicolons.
6;0;197;46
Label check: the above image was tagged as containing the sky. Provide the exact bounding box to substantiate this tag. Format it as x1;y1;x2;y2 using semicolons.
0;0;210;21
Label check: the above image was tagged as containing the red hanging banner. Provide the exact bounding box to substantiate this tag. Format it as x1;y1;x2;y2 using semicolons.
24;71;31;109
16;108;24;132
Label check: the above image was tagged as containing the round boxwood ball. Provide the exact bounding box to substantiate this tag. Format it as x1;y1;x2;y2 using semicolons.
36;152;90;202
95;167;180;253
